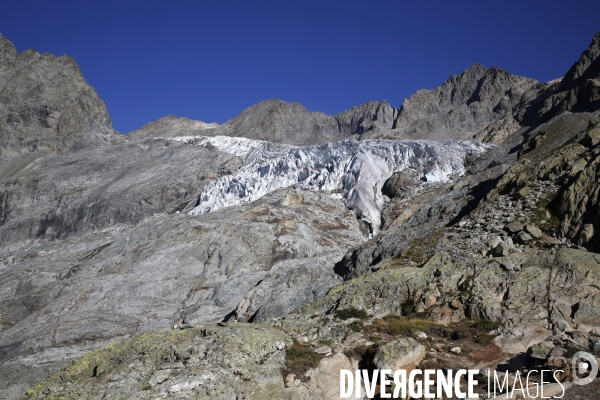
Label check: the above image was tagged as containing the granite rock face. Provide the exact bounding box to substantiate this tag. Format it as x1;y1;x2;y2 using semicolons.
516;31;600;125
335;100;396;137
301;248;600;353
133;65;538;146
0;188;366;396
0;138;242;244
389;64;538;140
497;109;600;252
0;34;116;159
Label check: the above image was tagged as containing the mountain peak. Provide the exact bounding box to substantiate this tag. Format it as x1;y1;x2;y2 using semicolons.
129;115;218;137
560;30;600;89
466;62;487;72
0;32;17;62
515;30;600;124
392;63;538;141
0;33;115;158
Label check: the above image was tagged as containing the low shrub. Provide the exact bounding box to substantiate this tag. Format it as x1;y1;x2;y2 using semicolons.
283;339;321;381
335;308;368;320
370;314;436;336
348;321;364;332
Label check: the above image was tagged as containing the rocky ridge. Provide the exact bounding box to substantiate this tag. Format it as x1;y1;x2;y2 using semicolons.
514;31;600;128
132;65;539;146
388;64;538;141
129;115;219;138
0;34;116;159
134;99;398;146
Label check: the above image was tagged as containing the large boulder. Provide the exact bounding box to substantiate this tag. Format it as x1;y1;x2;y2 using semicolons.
528;341;555;360
372;337;426;372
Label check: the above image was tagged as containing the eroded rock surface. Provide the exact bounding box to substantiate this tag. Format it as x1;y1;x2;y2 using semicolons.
389;64;538;141
0;188;365;395
0;34;116;159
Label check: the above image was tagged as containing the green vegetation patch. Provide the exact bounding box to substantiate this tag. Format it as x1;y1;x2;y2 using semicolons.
564;343;584;359
392;229;446;267
437;319;501;344
468;319;501;332
369;314;437;337
348;320;364;332
21;327;200;399
283;339;322;382
334;307;368;320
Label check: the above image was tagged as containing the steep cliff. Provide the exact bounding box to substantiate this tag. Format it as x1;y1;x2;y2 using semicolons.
389;64;538;141
0;34;116;159
516;31;600;125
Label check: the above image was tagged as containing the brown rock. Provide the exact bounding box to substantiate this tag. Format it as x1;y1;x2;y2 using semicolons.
424;294;437;307
449;298;462;309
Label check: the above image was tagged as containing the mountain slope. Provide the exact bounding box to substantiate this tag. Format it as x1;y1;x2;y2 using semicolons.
0;34;116;159
516;31;600;125
382;64;538;141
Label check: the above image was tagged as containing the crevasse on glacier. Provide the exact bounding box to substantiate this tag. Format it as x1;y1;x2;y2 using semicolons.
169;136;493;233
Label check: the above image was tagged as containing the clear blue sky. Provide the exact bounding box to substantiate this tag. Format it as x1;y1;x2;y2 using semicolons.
1;1;599;133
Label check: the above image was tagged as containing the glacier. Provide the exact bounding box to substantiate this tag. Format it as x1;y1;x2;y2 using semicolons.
168;136;493;233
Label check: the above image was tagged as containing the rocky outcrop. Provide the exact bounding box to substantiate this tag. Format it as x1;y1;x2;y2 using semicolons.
19;324;291;400
335;100;396;136
516;31;600;125
0;188;365;394
129;115;219;138
553;121;600;251
0;34;116;158
497;109;600;252
302;248;600;353
389;64;538;141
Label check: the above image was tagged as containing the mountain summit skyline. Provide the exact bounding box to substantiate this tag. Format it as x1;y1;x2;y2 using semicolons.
2;1;599;133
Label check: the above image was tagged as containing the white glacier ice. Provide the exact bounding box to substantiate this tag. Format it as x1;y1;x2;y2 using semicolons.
168;136;493;233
